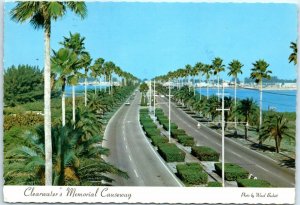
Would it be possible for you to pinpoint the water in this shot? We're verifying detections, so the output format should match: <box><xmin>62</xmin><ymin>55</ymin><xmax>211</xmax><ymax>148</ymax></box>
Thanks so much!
<box><xmin>195</xmin><ymin>87</ymin><xmax>296</xmax><ymax>112</ymax></box>
<box><xmin>65</xmin><ymin>85</ymin><xmax>108</xmax><ymax>96</ymax></box>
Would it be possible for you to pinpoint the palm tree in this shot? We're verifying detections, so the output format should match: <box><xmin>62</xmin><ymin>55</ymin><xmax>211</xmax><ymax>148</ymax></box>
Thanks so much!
<box><xmin>202</xmin><ymin>64</ymin><xmax>212</xmax><ymax>100</ymax></box>
<box><xmin>10</xmin><ymin>2</ymin><xmax>87</xmax><ymax>185</ymax></box>
<box><xmin>61</xmin><ymin>32</ymin><xmax>87</xmax><ymax>123</ymax></box>
<box><xmin>185</xmin><ymin>64</ymin><xmax>192</xmax><ymax>92</ymax></box>
<box><xmin>212</xmin><ymin>57</ymin><xmax>225</xmax><ymax>98</ymax></box>
<box><xmin>191</xmin><ymin>64</ymin><xmax>200</xmax><ymax>96</ymax></box>
<box><xmin>259</xmin><ymin>112</ymin><xmax>293</xmax><ymax>153</ymax></box>
<box><xmin>237</xmin><ymin>98</ymin><xmax>258</xmax><ymax>139</ymax></box>
<box><xmin>250</xmin><ymin>59</ymin><xmax>272</xmax><ymax>134</ymax></box>
<box><xmin>91</xmin><ymin>58</ymin><xmax>105</xmax><ymax>93</ymax></box>
<box><xmin>194</xmin><ymin>62</ymin><xmax>203</xmax><ymax>100</ymax></box>
<box><xmin>81</xmin><ymin>53</ymin><xmax>92</xmax><ymax>107</ymax></box>
<box><xmin>51</xmin><ymin>48</ymin><xmax>80</xmax><ymax>126</ymax></box>
<box><xmin>228</xmin><ymin>59</ymin><xmax>243</xmax><ymax>131</ymax></box>
<box><xmin>288</xmin><ymin>41</ymin><xmax>297</xmax><ymax>65</ymax></box>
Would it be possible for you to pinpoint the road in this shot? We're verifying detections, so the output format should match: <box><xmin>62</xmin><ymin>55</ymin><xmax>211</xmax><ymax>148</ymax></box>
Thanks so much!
<box><xmin>103</xmin><ymin>92</ymin><xmax>182</xmax><ymax>186</ymax></box>
<box><xmin>157</xmin><ymin>96</ymin><xmax>295</xmax><ymax>187</ymax></box>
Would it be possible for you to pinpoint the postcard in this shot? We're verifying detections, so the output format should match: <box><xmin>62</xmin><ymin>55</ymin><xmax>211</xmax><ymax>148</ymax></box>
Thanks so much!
<box><xmin>0</xmin><ymin>0</ymin><xmax>298</xmax><ymax>204</ymax></box>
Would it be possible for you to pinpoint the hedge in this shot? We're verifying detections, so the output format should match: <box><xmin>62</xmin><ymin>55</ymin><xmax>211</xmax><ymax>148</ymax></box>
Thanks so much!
<box><xmin>144</xmin><ymin>128</ymin><xmax>161</xmax><ymax>138</ymax></box>
<box><xmin>141</xmin><ymin>122</ymin><xmax>157</xmax><ymax>129</ymax></box>
<box><xmin>207</xmin><ymin>181</ymin><xmax>222</xmax><ymax>187</ymax></box>
<box><xmin>177</xmin><ymin>135</ymin><xmax>195</xmax><ymax>146</ymax></box>
<box><xmin>214</xmin><ymin>163</ymin><xmax>249</xmax><ymax>181</ymax></box>
<box><xmin>176</xmin><ymin>163</ymin><xmax>208</xmax><ymax>185</ymax></box>
<box><xmin>150</xmin><ymin>135</ymin><xmax>168</xmax><ymax>147</ymax></box>
<box><xmin>157</xmin><ymin>143</ymin><xmax>185</xmax><ymax>162</ymax></box>
<box><xmin>191</xmin><ymin>146</ymin><xmax>220</xmax><ymax>161</ymax></box>
<box><xmin>162</xmin><ymin>122</ymin><xmax>178</xmax><ymax>131</ymax></box>
<box><xmin>171</xmin><ymin>129</ymin><xmax>186</xmax><ymax>138</ymax></box>
<box><xmin>237</xmin><ymin>179</ymin><xmax>272</xmax><ymax>187</ymax></box>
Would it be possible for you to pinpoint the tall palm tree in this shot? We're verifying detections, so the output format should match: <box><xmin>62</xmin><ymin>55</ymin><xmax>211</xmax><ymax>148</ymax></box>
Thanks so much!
<box><xmin>259</xmin><ymin>112</ymin><xmax>293</xmax><ymax>153</ymax></box>
<box><xmin>194</xmin><ymin>62</ymin><xmax>203</xmax><ymax>100</ymax></box>
<box><xmin>191</xmin><ymin>65</ymin><xmax>200</xmax><ymax>96</ymax></box>
<box><xmin>288</xmin><ymin>41</ymin><xmax>297</xmax><ymax>65</ymax></box>
<box><xmin>202</xmin><ymin>64</ymin><xmax>212</xmax><ymax>100</ymax></box>
<box><xmin>250</xmin><ymin>59</ymin><xmax>272</xmax><ymax>133</ymax></box>
<box><xmin>10</xmin><ymin>1</ymin><xmax>87</xmax><ymax>185</ymax></box>
<box><xmin>51</xmin><ymin>48</ymin><xmax>80</xmax><ymax>126</ymax></box>
<box><xmin>228</xmin><ymin>59</ymin><xmax>243</xmax><ymax>130</ymax></box>
<box><xmin>212</xmin><ymin>57</ymin><xmax>225</xmax><ymax>98</ymax></box>
<box><xmin>237</xmin><ymin>98</ymin><xmax>258</xmax><ymax>139</ymax></box>
<box><xmin>61</xmin><ymin>32</ymin><xmax>86</xmax><ymax>123</ymax></box>
<box><xmin>81</xmin><ymin>53</ymin><xmax>92</xmax><ymax>107</ymax></box>
<box><xmin>185</xmin><ymin>64</ymin><xmax>192</xmax><ymax>92</ymax></box>
<box><xmin>91</xmin><ymin>58</ymin><xmax>105</xmax><ymax>93</ymax></box>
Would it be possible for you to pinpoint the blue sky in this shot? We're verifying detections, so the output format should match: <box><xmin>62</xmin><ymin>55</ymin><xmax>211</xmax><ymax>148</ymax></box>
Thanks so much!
<box><xmin>4</xmin><ymin>2</ymin><xmax>298</xmax><ymax>80</ymax></box>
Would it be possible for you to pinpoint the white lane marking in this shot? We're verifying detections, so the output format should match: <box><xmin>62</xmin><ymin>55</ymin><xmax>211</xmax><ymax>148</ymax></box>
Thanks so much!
<box><xmin>256</xmin><ymin>164</ymin><xmax>270</xmax><ymax>173</ymax></box>
<box><xmin>231</xmin><ymin>151</ymin><xmax>240</xmax><ymax>157</ymax></box>
<box><xmin>136</xmin><ymin>112</ymin><xmax>184</xmax><ymax>187</ymax></box>
<box><xmin>160</xmin><ymin>97</ymin><xmax>286</xmax><ymax>167</ymax></box>
<box><xmin>134</xmin><ymin>169</ymin><xmax>139</xmax><ymax>178</ymax></box>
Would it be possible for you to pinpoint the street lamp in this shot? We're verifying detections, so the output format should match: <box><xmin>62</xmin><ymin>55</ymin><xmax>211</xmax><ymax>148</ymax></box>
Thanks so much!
<box><xmin>216</xmin><ymin>82</ymin><xmax>230</xmax><ymax>187</ymax></box>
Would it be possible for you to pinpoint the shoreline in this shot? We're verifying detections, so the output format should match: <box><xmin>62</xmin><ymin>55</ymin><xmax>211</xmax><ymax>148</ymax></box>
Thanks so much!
<box><xmin>194</xmin><ymin>86</ymin><xmax>297</xmax><ymax>91</ymax></box>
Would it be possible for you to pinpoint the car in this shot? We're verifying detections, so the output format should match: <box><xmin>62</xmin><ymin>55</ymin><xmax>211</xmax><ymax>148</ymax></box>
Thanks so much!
<box><xmin>125</xmin><ymin>101</ymin><xmax>130</xmax><ymax>105</ymax></box>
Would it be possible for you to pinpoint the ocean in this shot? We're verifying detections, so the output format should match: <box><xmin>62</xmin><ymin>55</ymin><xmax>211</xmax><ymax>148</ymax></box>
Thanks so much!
<box><xmin>195</xmin><ymin>87</ymin><xmax>296</xmax><ymax>112</ymax></box>
<box><xmin>65</xmin><ymin>85</ymin><xmax>296</xmax><ymax>112</ymax></box>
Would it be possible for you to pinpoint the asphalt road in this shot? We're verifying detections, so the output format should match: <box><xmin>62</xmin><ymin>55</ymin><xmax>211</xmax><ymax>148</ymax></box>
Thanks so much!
<box><xmin>157</xmin><ymin>95</ymin><xmax>295</xmax><ymax>187</ymax></box>
<box><xmin>103</xmin><ymin>92</ymin><xmax>182</xmax><ymax>186</ymax></box>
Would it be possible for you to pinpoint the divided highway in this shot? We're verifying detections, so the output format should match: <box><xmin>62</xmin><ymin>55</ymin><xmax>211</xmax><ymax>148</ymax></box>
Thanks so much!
<box><xmin>157</xmin><ymin>95</ymin><xmax>295</xmax><ymax>187</ymax></box>
<box><xmin>103</xmin><ymin>91</ymin><xmax>182</xmax><ymax>186</ymax></box>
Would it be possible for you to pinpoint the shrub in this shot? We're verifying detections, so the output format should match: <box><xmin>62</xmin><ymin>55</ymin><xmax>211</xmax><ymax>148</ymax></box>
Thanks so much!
<box><xmin>141</xmin><ymin>122</ymin><xmax>157</xmax><ymax>129</ymax></box>
<box><xmin>191</xmin><ymin>146</ymin><xmax>220</xmax><ymax>161</ymax></box>
<box><xmin>144</xmin><ymin>128</ymin><xmax>161</xmax><ymax>138</ymax></box>
<box><xmin>171</xmin><ymin>129</ymin><xmax>186</xmax><ymax>138</ymax></box>
<box><xmin>4</xmin><ymin>113</ymin><xmax>44</xmax><ymax>131</ymax></box>
<box><xmin>157</xmin><ymin>143</ymin><xmax>185</xmax><ymax>162</ymax></box>
<box><xmin>150</xmin><ymin>135</ymin><xmax>168</xmax><ymax>146</ymax></box>
<box><xmin>237</xmin><ymin>179</ymin><xmax>272</xmax><ymax>187</ymax></box>
<box><xmin>176</xmin><ymin>163</ymin><xmax>208</xmax><ymax>185</ymax></box>
<box><xmin>162</xmin><ymin>122</ymin><xmax>178</xmax><ymax>131</ymax></box>
<box><xmin>207</xmin><ymin>181</ymin><xmax>222</xmax><ymax>187</ymax></box>
<box><xmin>214</xmin><ymin>163</ymin><xmax>249</xmax><ymax>181</ymax></box>
<box><xmin>177</xmin><ymin>135</ymin><xmax>195</xmax><ymax>146</ymax></box>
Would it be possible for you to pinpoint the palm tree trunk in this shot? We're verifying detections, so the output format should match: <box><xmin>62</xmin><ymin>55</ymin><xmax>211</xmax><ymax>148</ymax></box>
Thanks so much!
<box><xmin>259</xmin><ymin>81</ymin><xmax>263</xmax><ymax>130</ymax></box>
<box><xmin>193</xmin><ymin>77</ymin><xmax>195</xmax><ymax>96</ymax></box>
<box><xmin>258</xmin><ymin>81</ymin><xmax>263</xmax><ymax>145</ymax></box>
<box><xmin>72</xmin><ymin>85</ymin><xmax>75</xmax><ymax>123</ymax></box>
<box><xmin>62</xmin><ymin>90</ymin><xmax>66</xmax><ymax>126</ymax></box>
<box><xmin>217</xmin><ymin>75</ymin><xmax>220</xmax><ymax>101</ymax></box>
<box><xmin>85</xmin><ymin>77</ymin><xmax>87</xmax><ymax>107</ymax></box>
<box><xmin>234</xmin><ymin>77</ymin><xmax>237</xmax><ymax>130</ymax></box>
<box><xmin>244</xmin><ymin>124</ymin><xmax>248</xmax><ymax>140</ymax></box>
<box><xmin>44</xmin><ymin>26</ymin><xmax>52</xmax><ymax>186</ymax></box>
<box><xmin>275</xmin><ymin>135</ymin><xmax>279</xmax><ymax>153</ymax></box>
<box><xmin>206</xmin><ymin>78</ymin><xmax>209</xmax><ymax>100</ymax></box>
<box><xmin>99</xmin><ymin>76</ymin><xmax>102</xmax><ymax>92</ymax></box>
<box><xmin>199</xmin><ymin>73</ymin><xmax>202</xmax><ymax>101</ymax></box>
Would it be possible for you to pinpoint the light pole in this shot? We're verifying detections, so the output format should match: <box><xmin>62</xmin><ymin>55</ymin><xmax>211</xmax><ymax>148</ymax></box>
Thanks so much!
<box><xmin>216</xmin><ymin>82</ymin><xmax>230</xmax><ymax>187</ymax></box>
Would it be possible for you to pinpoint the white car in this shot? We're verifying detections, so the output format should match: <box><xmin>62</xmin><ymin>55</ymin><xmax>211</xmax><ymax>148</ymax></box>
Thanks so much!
<box><xmin>125</xmin><ymin>101</ymin><xmax>130</xmax><ymax>105</ymax></box>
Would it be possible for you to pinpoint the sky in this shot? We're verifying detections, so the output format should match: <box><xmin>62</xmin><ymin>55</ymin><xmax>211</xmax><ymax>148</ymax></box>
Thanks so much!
<box><xmin>4</xmin><ymin>2</ymin><xmax>298</xmax><ymax>80</ymax></box>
